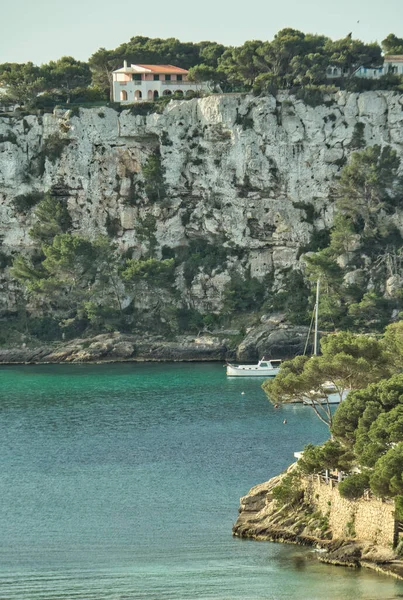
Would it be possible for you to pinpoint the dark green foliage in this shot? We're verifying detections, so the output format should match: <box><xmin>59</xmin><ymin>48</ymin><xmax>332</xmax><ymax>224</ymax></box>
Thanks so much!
<box><xmin>134</xmin><ymin>214</ymin><xmax>158</xmax><ymax>257</ymax></box>
<box><xmin>382</xmin><ymin>34</ymin><xmax>403</xmax><ymax>55</ymax></box>
<box><xmin>265</xmin><ymin>331</ymin><xmax>392</xmax><ymax>428</ymax></box>
<box><xmin>304</xmin><ymin>145</ymin><xmax>403</xmax><ymax>331</ymax></box>
<box><xmin>348</xmin><ymin>292</ymin><xmax>391</xmax><ymax>330</ymax></box>
<box><xmin>395</xmin><ymin>496</ymin><xmax>403</xmax><ymax>521</ymax></box>
<box><xmin>272</xmin><ymin>470</ymin><xmax>303</xmax><ymax>506</ymax></box>
<box><xmin>12</xmin><ymin>234</ymin><xmax>125</xmax><ymax>336</ymax></box>
<box><xmin>350</xmin><ymin>122</ymin><xmax>366</xmax><ymax>149</ymax></box>
<box><xmin>160</xmin><ymin>131</ymin><xmax>172</xmax><ymax>146</ymax></box>
<box><xmin>181</xmin><ymin>239</ymin><xmax>228</xmax><ymax>285</ymax></box>
<box><xmin>29</xmin><ymin>194</ymin><xmax>72</xmax><ymax>243</ymax></box>
<box><xmin>271</xmin><ymin>270</ymin><xmax>310</xmax><ymax>324</ymax></box>
<box><xmin>292</xmin><ymin>201</ymin><xmax>320</xmax><ymax>225</ymax></box>
<box><xmin>338</xmin><ymin>472</ymin><xmax>370</xmax><ymax>499</ymax></box>
<box><xmin>124</xmin><ymin>179</ymin><xmax>144</xmax><ymax>206</ymax></box>
<box><xmin>12</xmin><ymin>191</ymin><xmax>43</xmax><ymax>213</ymax></box>
<box><xmin>121</xmin><ymin>258</ymin><xmax>175</xmax><ymax>287</ymax></box>
<box><xmin>299</xmin><ymin>440</ymin><xmax>354</xmax><ymax>474</ymax></box>
<box><xmin>295</xmin><ymin>86</ymin><xmax>325</xmax><ymax>107</ymax></box>
<box><xmin>42</xmin><ymin>134</ymin><xmax>70</xmax><ymax>163</ymax></box>
<box><xmin>25</xmin><ymin>315</ymin><xmax>64</xmax><ymax>341</ymax></box>
<box><xmin>328</xmin><ymin>372</ymin><xmax>403</xmax><ymax>498</ymax></box>
<box><xmin>0</xmin><ymin>251</ymin><xmax>12</xmax><ymax>269</ymax></box>
<box><xmin>370</xmin><ymin>443</ymin><xmax>403</xmax><ymax>498</ymax></box>
<box><xmin>298</xmin><ymin>228</ymin><xmax>331</xmax><ymax>256</ymax></box>
<box><xmin>161</xmin><ymin>246</ymin><xmax>176</xmax><ymax>260</ymax></box>
<box><xmin>0</xmin><ymin>131</ymin><xmax>17</xmax><ymax>144</ymax></box>
<box><xmin>175</xmin><ymin>308</ymin><xmax>205</xmax><ymax>332</ymax></box>
<box><xmin>332</xmin><ymin>375</ymin><xmax>403</xmax><ymax>446</ymax></box>
<box><xmin>105</xmin><ymin>213</ymin><xmax>120</xmax><ymax>237</ymax></box>
<box><xmin>336</xmin><ymin>145</ymin><xmax>402</xmax><ymax>226</ymax></box>
<box><xmin>234</xmin><ymin>110</ymin><xmax>254</xmax><ymax>130</ymax></box>
<box><xmin>222</xmin><ymin>272</ymin><xmax>270</xmax><ymax>313</ymax></box>
<box><xmin>142</xmin><ymin>153</ymin><xmax>166</xmax><ymax>202</ymax></box>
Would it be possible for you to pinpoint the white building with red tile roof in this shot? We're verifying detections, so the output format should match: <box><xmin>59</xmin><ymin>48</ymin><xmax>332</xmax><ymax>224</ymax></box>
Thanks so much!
<box><xmin>112</xmin><ymin>62</ymin><xmax>210</xmax><ymax>103</ymax></box>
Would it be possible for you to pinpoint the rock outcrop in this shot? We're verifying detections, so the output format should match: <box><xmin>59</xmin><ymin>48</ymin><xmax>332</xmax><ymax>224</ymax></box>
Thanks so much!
<box><xmin>0</xmin><ymin>332</ymin><xmax>230</xmax><ymax>363</ymax></box>
<box><xmin>233</xmin><ymin>466</ymin><xmax>403</xmax><ymax>580</ymax></box>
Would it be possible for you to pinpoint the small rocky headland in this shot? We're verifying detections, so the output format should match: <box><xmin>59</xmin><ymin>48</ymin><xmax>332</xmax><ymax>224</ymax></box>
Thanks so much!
<box><xmin>233</xmin><ymin>465</ymin><xmax>403</xmax><ymax>580</ymax></box>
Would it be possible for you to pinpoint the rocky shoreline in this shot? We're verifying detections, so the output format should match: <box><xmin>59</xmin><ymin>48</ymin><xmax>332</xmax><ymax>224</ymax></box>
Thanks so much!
<box><xmin>0</xmin><ymin>320</ymin><xmax>310</xmax><ymax>365</ymax></box>
<box><xmin>0</xmin><ymin>332</ymin><xmax>230</xmax><ymax>364</ymax></box>
<box><xmin>232</xmin><ymin>467</ymin><xmax>403</xmax><ymax>581</ymax></box>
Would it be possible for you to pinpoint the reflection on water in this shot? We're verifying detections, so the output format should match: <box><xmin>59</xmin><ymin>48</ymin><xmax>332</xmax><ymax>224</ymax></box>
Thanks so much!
<box><xmin>0</xmin><ymin>362</ymin><xmax>401</xmax><ymax>599</ymax></box>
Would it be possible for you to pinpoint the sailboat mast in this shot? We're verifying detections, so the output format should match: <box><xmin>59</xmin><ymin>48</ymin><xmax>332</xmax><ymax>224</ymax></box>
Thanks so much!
<box><xmin>314</xmin><ymin>279</ymin><xmax>320</xmax><ymax>356</ymax></box>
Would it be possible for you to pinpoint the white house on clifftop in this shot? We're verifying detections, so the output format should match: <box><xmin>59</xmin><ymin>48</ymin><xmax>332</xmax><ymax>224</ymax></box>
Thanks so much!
<box><xmin>112</xmin><ymin>62</ymin><xmax>210</xmax><ymax>103</ymax></box>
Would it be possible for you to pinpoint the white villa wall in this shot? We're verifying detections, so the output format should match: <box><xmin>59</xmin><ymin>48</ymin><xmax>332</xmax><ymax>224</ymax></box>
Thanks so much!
<box><xmin>113</xmin><ymin>80</ymin><xmax>210</xmax><ymax>103</ymax></box>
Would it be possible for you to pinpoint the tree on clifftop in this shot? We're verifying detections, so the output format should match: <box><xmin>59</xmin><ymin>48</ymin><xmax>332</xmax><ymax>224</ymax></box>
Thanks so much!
<box><xmin>382</xmin><ymin>34</ymin><xmax>403</xmax><ymax>56</ymax></box>
<box><xmin>263</xmin><ymin>331</ymin><xmax>392</xmax><ymax>428</ymax></box>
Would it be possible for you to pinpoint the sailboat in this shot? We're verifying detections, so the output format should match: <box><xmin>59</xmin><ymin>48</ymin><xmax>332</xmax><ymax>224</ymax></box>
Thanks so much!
<box><xmin>305</xmin><ymin>279</ymin><xmax>346</xmax><ymax>404</ymax></box>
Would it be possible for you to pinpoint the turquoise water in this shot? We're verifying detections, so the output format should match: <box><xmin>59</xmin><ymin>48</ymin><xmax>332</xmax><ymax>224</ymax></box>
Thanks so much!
<box><xmin>0</xmin><ymin>362</ymin><xmax>402</xmax><ymax>600</ymax></box>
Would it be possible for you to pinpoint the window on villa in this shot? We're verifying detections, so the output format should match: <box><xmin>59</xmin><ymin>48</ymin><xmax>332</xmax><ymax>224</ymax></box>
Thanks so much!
<box><xmin>133</xmin><ymin>74</ymin><xmax>142</xmax><ymax>81</ymax></box>
<box><xmin>165</xmin><ymin>75</ymin><xmax>171</xmax><ymax>81</ymax></box>
<box><xmin>154</xmin><ymin>74</ymin><xmax>160</xmax><ymax>81</ymax></box>
<box><xmin>177</xmin><ymin>74</ymin><xmax>183</xmax><ymax>81</ymax></box>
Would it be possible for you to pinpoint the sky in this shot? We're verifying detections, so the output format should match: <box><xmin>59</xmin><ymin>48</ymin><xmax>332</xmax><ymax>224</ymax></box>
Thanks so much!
<box><xmin>1</xmin><ymin>0</ymin><xmax>402</xmax><ymax>65</ymax></box>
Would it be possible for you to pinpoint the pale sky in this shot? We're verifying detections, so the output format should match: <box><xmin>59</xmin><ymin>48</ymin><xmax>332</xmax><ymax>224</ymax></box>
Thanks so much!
<box><xmin>1</xmin><ymin>0</ymin><xmax>402</xmax><ymax>65</ymax></box>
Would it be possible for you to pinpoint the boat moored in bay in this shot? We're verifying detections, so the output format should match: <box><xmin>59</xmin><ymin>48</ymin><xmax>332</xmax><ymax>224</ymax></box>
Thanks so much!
<box><xmin>226</xmin><ymin>358</ymin><xmax>281</xmax><ymax>377</ymax></box>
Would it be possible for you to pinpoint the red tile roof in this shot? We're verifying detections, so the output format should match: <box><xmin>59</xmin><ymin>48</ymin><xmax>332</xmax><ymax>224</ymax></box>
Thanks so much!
<box><xmin>135</xmin><ymin>64</ymin><xmax>189</xmax><ymax>74</ymax></box>
<box><xmin>384</xmin><ymin>55</ymin><xmax>403</xmax><ymax>62</ymax></box>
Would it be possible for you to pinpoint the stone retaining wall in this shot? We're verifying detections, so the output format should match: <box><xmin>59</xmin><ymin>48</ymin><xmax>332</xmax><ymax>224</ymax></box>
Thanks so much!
<box><xmin>305</xmin><ymin>475</ymin><xmax>397</xmax><ymax>547</ymax></box>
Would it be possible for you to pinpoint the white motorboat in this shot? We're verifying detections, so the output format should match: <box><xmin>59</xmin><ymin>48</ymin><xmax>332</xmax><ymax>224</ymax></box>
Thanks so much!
<box><xmin>226</xmin><ymin>358</ymin><xmax>281</xmax><ymax>377</ymax></box>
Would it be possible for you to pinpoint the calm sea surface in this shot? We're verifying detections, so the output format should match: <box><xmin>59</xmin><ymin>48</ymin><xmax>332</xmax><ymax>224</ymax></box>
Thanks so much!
<box><xmin>0</xmin><ymin>362</ymin><xmax>402</xmax><ymax>600</ymax></box>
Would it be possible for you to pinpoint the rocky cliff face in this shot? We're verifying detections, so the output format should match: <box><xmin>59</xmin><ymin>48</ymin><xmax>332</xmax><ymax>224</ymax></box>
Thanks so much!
<box><xmin>1</xmin><ymin>91</ymin><xmax>403</xmax><ymax>350</ymax></box>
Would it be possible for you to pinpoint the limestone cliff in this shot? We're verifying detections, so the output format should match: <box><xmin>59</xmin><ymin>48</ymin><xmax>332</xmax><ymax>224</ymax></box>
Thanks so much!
<box><xmin>1</xmin><ymin>91</ymin><xmax>403</xmax><ymax>354</ymax></box>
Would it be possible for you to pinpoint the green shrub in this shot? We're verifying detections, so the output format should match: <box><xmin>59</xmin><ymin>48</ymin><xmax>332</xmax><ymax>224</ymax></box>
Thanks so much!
<box><xmin>0</xmin><ymin>132</ymin><xmax>17</xmax><ymax>144</ymax></box>
<box><xmin>122</xmin><ymin>258</ymin><xmax>175</xmax><ymax>287</ymax></box>
<box><xmin>29</xmin><ymin>195</ymin><xmax>72</xmax><ymax>244</ymax></box>
<box><xmin>181</xmin><ymin>240</ymin><xmax>228</xmax><ymax>285</ymax></box>
<box><xmin>105</xmin><ymin>214</ymin><xmax>120</xmax><ymax>237</ymax></box>
<box><xmin>26</xmin><ymin>316</ymin><xmax>63</xmax><ymax>341</ymax></box>
<box><xmin>142</xmin><ymin>153</ymin><xmax>166</xmax><ymax>202</ymax></box>
<box><xmin>175</xmin><ymin>308</ymin><xmax>205</xmax><ymax>332</ymax></box>
<box><xmin>222</xmin><ymin>272</ymin><xmax>270</xmax><ymax>313</ymax></box>
<box><xmin>235</xmin><ymin>111</ymin><xmax>254</xmax><ymax>130</ymax></box>
<box><xmin>0</xmin><ymin>251</ymin><xmax>12</xmax><ymax>269</ymax></box>
<box><xmin>299</xmin><ymin>440</ymin><xmax>354</xmax><ymax>474</ymax></box>
<box><xmin>339</xmin><ymin>472</ymin><xmax>370</xmax><ymax>499</ymax></box>
<box><xmin>295</xmin><ymin>87</ymin><xmax>324</xmax><ymax>107</ymax></box>
<box><xmin>395</xmin><ymin>495</ymin><xmax>403</xmax><ymax>521</ymax></box>
<box><xmin>272</xmin><ymin>471</ymin><xmax>303</xmax><ymax>506</ymax></box>
<box><xmin>350</xmin><ymin>122</ymin><xmax>366</xmax><ymax>149</ymax></box>
<box><xmin>292</xmin><ymin>201</ymin><xmax>320</xmax><ymax>225</ymax></box>
<box><xmin>12</xmin><ymin>191</ymin><xmax>43</xmax><ymax>213</ymax></box>
<box><xmin>43</xmin><ymin>134</ymin><xmax>70</xmax><ymax>163</ymax></box>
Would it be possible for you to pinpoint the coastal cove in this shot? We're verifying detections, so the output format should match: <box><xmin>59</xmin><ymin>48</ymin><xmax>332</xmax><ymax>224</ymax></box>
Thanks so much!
<box><xmin>1</xmin><ymin>362</ymin><xmax>402</xmax><ymax>599</ymax></box>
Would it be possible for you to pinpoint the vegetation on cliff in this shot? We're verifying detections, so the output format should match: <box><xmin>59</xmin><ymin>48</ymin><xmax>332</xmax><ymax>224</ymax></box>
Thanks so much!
<box><xmin>1</xmin><ymin>31</ymin><xmax>403</xmax><ymax>108</ymax></box>
<box><xmin>266</xmin><ymin>322</ymin><xmax>403</xmax><ymax>513</ymax></box>
<box><xmin>304</xmin><ymin>145</ymin><xmax>403</xmax><ymax>331</ymax></box>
